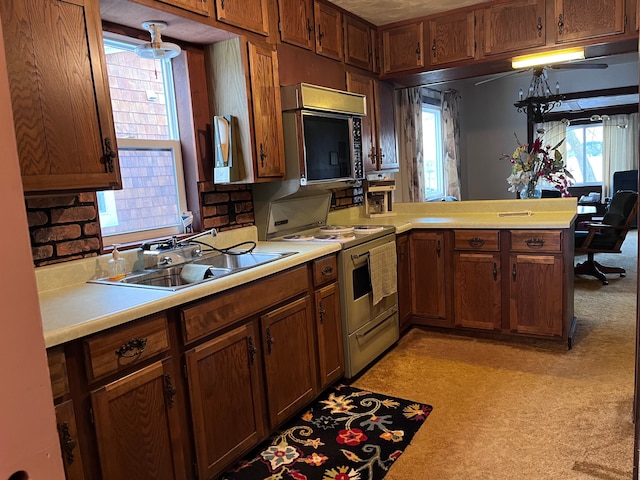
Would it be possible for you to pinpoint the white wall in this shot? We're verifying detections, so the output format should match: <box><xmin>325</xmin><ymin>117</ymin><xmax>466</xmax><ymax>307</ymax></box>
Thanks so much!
<box><xmin>450</xmin><ymin>53</ymin><xmax>638</xmax><ymax>200</ymax></box>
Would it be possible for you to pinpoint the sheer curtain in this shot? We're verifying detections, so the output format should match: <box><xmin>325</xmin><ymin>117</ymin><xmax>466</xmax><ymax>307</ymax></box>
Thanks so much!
<box><xmin>441</xmin><ymin>90</ymin><xmax>461</xmax><ymax>199</ymax></box>
<box><xmin>603</xmin><ymin>113</ymin><xmax>639</xmax><ymax>198</ymax></box>
<box><xmin>396</xmin><ymin>87</ymin><xmax>425</xmax><ymax>202</ymax></box>
<box><xmin>538</xmin><ymin>120</ymin><xmax>568</xmax><ymax>191</ymax></box>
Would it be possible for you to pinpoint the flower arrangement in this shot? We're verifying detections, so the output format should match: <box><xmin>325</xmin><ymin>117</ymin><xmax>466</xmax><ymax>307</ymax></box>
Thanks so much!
<box><xmin>501</xmin><ymin>134</ymin><xmax>574</xmax><ymax>198</ymax></box>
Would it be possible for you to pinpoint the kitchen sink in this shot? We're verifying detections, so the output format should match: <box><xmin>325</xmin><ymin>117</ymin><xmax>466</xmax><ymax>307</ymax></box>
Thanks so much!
<box><xmin>89</xmin><ymin>251</ymin><xmax>297</xmax><ymax>291</ymax></box>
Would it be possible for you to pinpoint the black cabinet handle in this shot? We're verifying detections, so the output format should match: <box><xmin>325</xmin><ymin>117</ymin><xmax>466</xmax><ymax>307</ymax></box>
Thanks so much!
<box><xmin>493</xmin><ymin>263</ymin><xmax>498</xmax><ymax>281</ymax></box>
<box><xmin>525</xmin><ymin>238</ymin><xmax>545</xmax><ymax>249</ymax></box>
<box><xmin>164</xmin><ymin>374</ymin><xmax>176</xmax><ymax>408</ymax></box>
<box><xmin>259</xmin><ymin>143</ymin><xmax>267</xmax><ymax>167</ymax></box>
<box><xmin>537</xmin><ymin>17</ymin><xmax>543</xmax><ymax>37</ymax></box>
<box><xmin>436</xmin><ymin>240</ymin><xmax>441</xmax><ymax>257</ymax></box>
<box><xmin>558</xmin><ymin>13</ymin><xmax>564</xmax><ymax>35</ymax></box>
<box><xmin>512</xmin><ymin>263</ymin><xmax>517</xmax><ymax>281</ymax></box>
<box><xmin>319</xmin><ymin>301</ymin><xmax>325</xmax><ymax>323</ymax></box>
<box><xmin>115</xmin><ymin>338</ymin><xmax>147</xmax><ymax>358</ymax></box>
<box><xmin>321</xmin><ymin>266</ymin><xmax>334</xmax><ymax>276</ymax></box>
<box><xmin>468</xmin><ymin>237</ymin><xmax>485</xmax><ymax>248</ymax></box>
<box><xmin>248</xmin><ymin>336</ymin><xmax>257</xmax><ymax>363</ymax></box>
<box><xmin>103</xmin><ymin>137</ymin><xmax>117</xmax><ymax>173</ymax></box>
<box><xmin>58</xmin><ymin>422</ymin><xmax>77</xmax><ymax>464</ymax></box>
<box><xmin>266</xmin><ymin>327</ymin><xmax>275</xmax><ymax>354</ymax></box>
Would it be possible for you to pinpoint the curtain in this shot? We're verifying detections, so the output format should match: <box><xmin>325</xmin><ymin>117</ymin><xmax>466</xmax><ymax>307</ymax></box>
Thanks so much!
<box><xmin>538</xmin><ymin>120</ymin><xmax>568</xmax><ymax>190</ymax></box>
<box><xmin>396</xmin><ymin>87</ymin><xmax>424</xmax><ymax>202</ymax></box>
<box><xmin>441</xmin><ymin>90</ymin><xmax>461</xmax><ymax>199</ymax></box>
<box><xmin>603</xmin><ymin>113</ymin><xmax>639</xmax><ymax>198</ymax></box>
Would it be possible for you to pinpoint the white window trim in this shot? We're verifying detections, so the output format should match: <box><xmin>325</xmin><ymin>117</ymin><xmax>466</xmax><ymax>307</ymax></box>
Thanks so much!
<box><xmin>422</xmin><ymin>103</ymin><xmax>445</xmax><ymax>201</ymax></box>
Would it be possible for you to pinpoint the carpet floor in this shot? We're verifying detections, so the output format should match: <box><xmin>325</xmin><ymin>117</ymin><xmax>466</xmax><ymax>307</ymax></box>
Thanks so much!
<box><xmin>351</xmin><ymin>231</ymin><xmax>638</xmax><ymax>479</ymax></box>
<box><xmin>221</xmin><ymin>385</ymin><xmax>432</xmax><ymax>480</ymax></box>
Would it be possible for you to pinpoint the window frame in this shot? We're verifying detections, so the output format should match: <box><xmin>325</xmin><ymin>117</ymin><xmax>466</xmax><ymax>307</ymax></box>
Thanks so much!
<box><xmin>421</xmin><ymin>99</ymin><xmax>445</xmax><ymax>201</ymax></box>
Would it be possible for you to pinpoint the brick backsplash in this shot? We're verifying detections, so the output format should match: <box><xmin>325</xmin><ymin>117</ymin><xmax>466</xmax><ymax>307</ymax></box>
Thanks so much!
<box><xmin>26</xmin><ymin>183</ymin><xmax>362</xmax><ymax>267</ymax></box>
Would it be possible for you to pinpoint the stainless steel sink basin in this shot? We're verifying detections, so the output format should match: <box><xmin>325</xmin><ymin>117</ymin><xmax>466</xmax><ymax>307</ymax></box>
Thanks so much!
<box><xmin>89</xmin><ymin>251</ymin><xmax>297</xmax><ymax>291</ymax></box>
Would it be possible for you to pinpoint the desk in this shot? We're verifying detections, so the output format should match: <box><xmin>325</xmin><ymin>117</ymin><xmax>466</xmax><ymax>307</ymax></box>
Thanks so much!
<box><xmin>576</xmin><ymin>205</ymin><xmax>598</xmax><ymax>229</ymax></box>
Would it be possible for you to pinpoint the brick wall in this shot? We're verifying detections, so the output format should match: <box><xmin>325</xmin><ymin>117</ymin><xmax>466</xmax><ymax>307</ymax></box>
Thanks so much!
<box><xmin>200</xmin><ymin>183</ymin><xmax>255</xmax><ymax>230</ymax></box>
<box><xmin>331</xmin><ymin>181</ymin><xmax>364</xmax><ymax>209</ymax></box>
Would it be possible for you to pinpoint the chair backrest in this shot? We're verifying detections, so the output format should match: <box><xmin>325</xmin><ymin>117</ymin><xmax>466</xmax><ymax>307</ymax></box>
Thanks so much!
<box><xmin>599</xmin><ymin>190</ymin><xmax>638</xmax><ymax>249</ymax></box>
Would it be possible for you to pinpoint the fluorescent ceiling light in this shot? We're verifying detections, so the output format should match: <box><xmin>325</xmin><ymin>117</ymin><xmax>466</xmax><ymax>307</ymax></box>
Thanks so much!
<box><xmin>512</xmin><ymin>47</ymin><xmax>585</xmax><ymax>69</ymax></box>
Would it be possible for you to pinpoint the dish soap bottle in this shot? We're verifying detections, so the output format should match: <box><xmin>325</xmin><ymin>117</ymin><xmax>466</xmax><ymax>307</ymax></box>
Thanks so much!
<box><xmin>108</xmin><ymin>245</ymin><xmax>127</xmax><ymax>281</ymax></box>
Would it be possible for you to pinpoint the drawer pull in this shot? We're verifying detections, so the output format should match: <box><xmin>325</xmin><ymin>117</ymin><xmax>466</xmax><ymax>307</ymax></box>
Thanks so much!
<box><xmin>115</xmin><ymin>338</ymin><xmax>148</xmax><ymax>358</ymax></box>
<box><xmin>321</xmin><ymin>266</ymin><xmax>334</xmax><ymax>276</ymax></box>
<box><xmin>58</xmin><ymin>422</ymin><xmax>77</xmax><ymax>464</ymax></box>
<box><xmin>525</xmin><ymin>238</ymin><xmax>545</xmax><ymax>248</ymax></box>
<box><xmin>468</xmin><ymin>237</ymin><xmax>485</xmax><ymax>248</ymax></box>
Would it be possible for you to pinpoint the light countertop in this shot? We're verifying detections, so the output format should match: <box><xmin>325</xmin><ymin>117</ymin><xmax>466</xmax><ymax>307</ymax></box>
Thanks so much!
<box><xmin>38</xmin><ymin>198</ymin><xmax>577</xmax><ymax>348</ymax></box>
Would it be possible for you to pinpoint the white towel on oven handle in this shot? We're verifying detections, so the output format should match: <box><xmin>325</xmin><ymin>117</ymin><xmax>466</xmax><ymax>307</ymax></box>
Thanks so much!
<box><xmin>368</xmin><ymin>242</ymin><xmax>397</xmax><ymax>305</ymax></box>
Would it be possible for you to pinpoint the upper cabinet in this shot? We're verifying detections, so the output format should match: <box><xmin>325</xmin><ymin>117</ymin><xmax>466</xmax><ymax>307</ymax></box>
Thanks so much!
<box><xmin>343</xmin><ymin>14</ymin><xmax>373</xmax><ymax>71</ymax></box>
<box><xmin>428</xmin><ymin>11</ymin><xmax>477</xmax><ymax>66</ymax></box>
<box><xmin>553</xmin><ymin>0</ymin><xmax>625</xmax><ymax>43</ymax></box>
<box><xmin>0</xmin><ymin>0</ymin><xmax>122</xmax><ymax>194</ymax></box>
<box><xmin>482</xmin><ymin>0</ymin><xmax>546</xmax><ymax>56</ymax></box>
<box><xmin>278</xmin><ymin>0</ymin><xmax>315</xmax><ymax>49</ymax></box>
<box><xmin>381</xmin><ymin>21</ymin><xmax>425</xmax><ymax>74</ymax></box>
<box><xmin>206</xmin><ymin>37</ymin><xmax>285</xmax><ymax>183</ymax></box>
<box><xmin>215</xmin><ymin>0</ymin><xmax>269</xmax><ymax>36</ymax></box>
<box><xmin>156</xmin><ymin>0</ymin><xmax>214</xmax><ymax>16</ymax></box>
<box><xmin>314</xmin><ymin>0</ymin><xmax>344</xmax><ymax>61</ymax></box>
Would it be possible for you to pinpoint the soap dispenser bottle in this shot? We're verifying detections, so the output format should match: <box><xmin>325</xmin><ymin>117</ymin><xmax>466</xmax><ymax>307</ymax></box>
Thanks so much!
<box><xmin>108</xmin><ymin>245</ymin><xmax>127</xmax><ymax>281</ymax></box>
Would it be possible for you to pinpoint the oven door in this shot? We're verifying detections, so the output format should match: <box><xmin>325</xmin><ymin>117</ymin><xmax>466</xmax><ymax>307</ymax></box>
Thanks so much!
<box><xmin>340</xmin><ymin>235</ymin><xmax>398</xmax><ymax>335</ymax></box>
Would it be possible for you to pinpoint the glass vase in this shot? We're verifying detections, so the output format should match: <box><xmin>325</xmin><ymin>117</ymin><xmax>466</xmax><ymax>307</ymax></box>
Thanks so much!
<box><xmin>520</xmin><ymin>182</ymin><xmax>542</xmax><ymax>199</ymax></box>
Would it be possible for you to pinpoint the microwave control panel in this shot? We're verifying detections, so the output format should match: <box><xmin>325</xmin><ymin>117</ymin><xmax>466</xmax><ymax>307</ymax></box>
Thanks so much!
<box><xmin>353</xmin><ymin>117</ymin><xmax>363</xmax><ymax>181</ymax></box>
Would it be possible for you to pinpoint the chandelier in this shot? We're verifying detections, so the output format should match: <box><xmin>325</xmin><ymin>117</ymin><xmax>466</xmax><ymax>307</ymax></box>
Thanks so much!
<box><xmin>514</xmin><ymin>67</ymin><xmax>564</xmax><ymax>124</ymax></box>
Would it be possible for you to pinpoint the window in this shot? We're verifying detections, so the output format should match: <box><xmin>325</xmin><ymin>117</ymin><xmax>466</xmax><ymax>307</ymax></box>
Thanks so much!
<box><xmin>422</xmin><ymin>101</ymin><xmax>445</xmax><ymax>200</ymax></box>
<box><xmin>98</xmin><ymin>34</ymin><xmax>187</xmax><ymax>245</ymax></box>
<box><xmin>564</xmin><ymin>123</ymin><xmax>604</xmax><ymax>185</ymax></box>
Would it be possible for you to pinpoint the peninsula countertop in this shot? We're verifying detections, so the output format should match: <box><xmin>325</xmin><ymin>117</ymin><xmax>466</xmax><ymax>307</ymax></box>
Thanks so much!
<box><xmin>38</xmin><ymin>198</ymin><xmax>577</xmax><ymax>348</ymax></box>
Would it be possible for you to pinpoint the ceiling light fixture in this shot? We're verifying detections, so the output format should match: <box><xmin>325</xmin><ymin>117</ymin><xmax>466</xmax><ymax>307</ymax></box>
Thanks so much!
<box><xmin>514</xmin><ymin>67</ymin><xmax>564</xmax><ymax>124</ymax></box>
<box><xmin>135</xmin><ymin>21</ymin><xmax>181</xmax><ymax>60</ymax></box>
<box><xmin>511</xmin><ymin>47</ymin><xmax>585</xmax><ymax>69</ymax></box>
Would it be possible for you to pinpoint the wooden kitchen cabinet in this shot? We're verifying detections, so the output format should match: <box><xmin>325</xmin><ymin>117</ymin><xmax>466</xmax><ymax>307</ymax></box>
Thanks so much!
<box><xmin>185</xmin><ymin>321</ymin><xmax>266</xmax><ymax>480</ymax></box>
<box><xmin>508</xmin><ymin>230</ymin><xmax>565</xmax><ymax>337</ymax></box>
<box><xmin>312</xmin><ymin>255</ymin><xmax>344</xmax><ymax>389</ymax></box>
<box><xmin>396</xmin><ymin>233</ymin><xmax>413</xmax><ymax>334</ymax></box>
<box><xmin>453</xmin><ymin>230</ymin><xmax>502</xmax><ymax>331</ymax></box>
<box><xmin>278</xmin><ymin>0</ymin><xmax>315</xmax><ymax>49</ymax></box>
<box><xmin>215</xmin><ymin>0</ymin><xmax>269</xmax><ymax>35</ymax></box>
<box><xmin>553</xmin><ymin>0</ymin><xmax>625</xmax><ymax>43</ymax></box>
<box><xmin>314</xmin><ymin>0</ymin><xmax>343</xmax><ymax>61</ymax></box>
<box><xmin>381</xmin><ymin>21</ymin><xmax>425</xmax><ymax>74</ymax></box>
<box><xmin>344</xmin><ymin>14</ymin><xmax>373</xmax><ymax>71</ymax></box>
<box><xmin>156</xmin><ymin>0</ymin><xmax>213</xmax><ymax>16</ymax></box>
<box><xmin>410</xmin><ymin>230</ymin><xmax>451</xmax><ymax>327</ymax></box>
<box><xmin>90</xmin><ymin>358</ymin><xmax>187</xmax><ymax>480</ymax></box>
<box><xmin>346</xmin><ymin>72</ymin><xmax>398</xmax><ymax>172</ymax></box>
<box><xmin>206</xmin><ymin>37</ymin><xmax>285</xmax><ymax>182</ymax></box>
<box><xmin>482</xmin><ymin>0</ymin><xmax>546</xmax><ymax>56</ymax></box>
<box><xmin>0</xmin><ymin>0</ymin><xmax>121</xmax><ymax>194</ymax></box>
<box><xmin>428</xmin><ymin>11</ymin><xmax>477</xmax><ymax>66</ymax></box>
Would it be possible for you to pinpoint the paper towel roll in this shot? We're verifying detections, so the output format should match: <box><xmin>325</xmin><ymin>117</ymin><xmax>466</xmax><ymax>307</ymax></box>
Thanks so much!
<box><xmin>180</xmin><ymin>264</ymin><xmax>213</xmax><ymax>284</ymax></box>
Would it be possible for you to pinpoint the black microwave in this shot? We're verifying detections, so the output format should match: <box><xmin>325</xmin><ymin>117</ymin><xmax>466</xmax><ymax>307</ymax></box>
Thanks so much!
<box><xmin>280</xmin><ymin>83</ymin><xmax>366</xmax><ymax>187</ymax></box>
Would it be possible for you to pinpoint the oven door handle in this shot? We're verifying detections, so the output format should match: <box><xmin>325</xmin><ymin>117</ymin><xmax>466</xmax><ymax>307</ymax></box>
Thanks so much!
<box><xmin>355</xmin><ymin>309</ymin><xmax>397</xmax><ymax>340</ymax></box>
<box><xmin>351</xmin><ymin>251</ymin><xmax>370</xmax><ymax>263</ymax></box>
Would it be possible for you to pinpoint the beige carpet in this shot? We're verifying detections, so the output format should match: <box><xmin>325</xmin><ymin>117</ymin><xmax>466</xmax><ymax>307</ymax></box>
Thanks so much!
<box><xmin>353</xmin><ymin>232</ymin><xmax>638</xmax><ymax>479</ymax></box>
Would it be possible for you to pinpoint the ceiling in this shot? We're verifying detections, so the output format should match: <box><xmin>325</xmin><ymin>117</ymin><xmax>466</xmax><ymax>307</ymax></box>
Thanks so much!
<box><xmin>331</xmin><ymin>0</ymin><xmax>491</xmax><ymax>25</ymax></box>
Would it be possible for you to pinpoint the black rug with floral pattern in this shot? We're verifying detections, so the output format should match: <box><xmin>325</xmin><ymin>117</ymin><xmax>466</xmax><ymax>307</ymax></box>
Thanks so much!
<box><xmin>220</xmin><ymin>384</ymin><xmax>432</xmax><ymax>480</ymax></box>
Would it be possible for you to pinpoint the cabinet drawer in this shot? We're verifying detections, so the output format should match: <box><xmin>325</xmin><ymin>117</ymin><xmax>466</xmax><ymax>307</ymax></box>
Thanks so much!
<box><xmin>180</xmin><ymin>265</ymin><xmax>309</xmax><ymax>344</ymax></box>
<box><xmin>83</xmin><ymin>313</ymin><xmax>170</xmax><ymax>382</ymax></box>
<box><xmin>454</xmin><ymin>230</ymin><xmax>500</xmax><ymax>251</ymax></box>
<box><xmin>312</xmin><ymin>255</ymin><xmax>338</xmax><ymax>286</ymax></box>
<box><xmin>47</xmin><ymin>346</ymin><xmax>69</xmax><ymax>399</ymax></box>
<box><xmin>510</xmin><ymin>230</ymin><xmax>562</xmax><ymax>253</ymax></box>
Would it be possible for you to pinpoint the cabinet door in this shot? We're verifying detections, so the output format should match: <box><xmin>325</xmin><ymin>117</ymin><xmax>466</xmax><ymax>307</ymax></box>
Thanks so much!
<box><xmin>509</xmin><ymin>254</ymin><xmax>563</xmax><ymax>336</ymax></box>
<box><xmin>278</xmin><ymin>0</ymin><xmax>314</xmax><ymax>49</ymax></box>
<box><xmin>396</xmin><ymin>233</ymin><xmax>413</xmax><ymax>333</ymax></box>
<box><xmin>248</xmin><ymin>43</ymin><xmax>286</xmax><ymax>179</ymax></box>
<box><xmin>346</xmin><ymin>72</ymin><xmax>377</xmax><ymax>173</ymax></box>
<box><xmin>554</xmin><ymin>0</ymin><xmax>625</xmax><ymax>42</ymax></box>
<box><xmin>261</xmin><ymin>296</ymin><xmax>317</xmax><ymax>427</ymax></box>
<box><xmin>410</xmin><ymin>231</ymin><xmax>448</xmax><ymax>324</ymax></box>
<box><xmin>483</xmin><ymin>0</ymin><xmax>545</xmax><ymax>56</ymax></box>
<box><xmin>314</xmin><ymin>1</ymin><xmax>343</xmax><ymax>61</ymax></box>
<box><xmin>454</xmin><ymin>253</ymin><xmax>501</xmax><ymax>330</ymax></box>
<box><xmin>0</xmin><ymin>0</ymin><xmax>121</xmax><ymax>193</ymax></box>
<box><xmin>156</xmin><ymin>0</ymin><xmax>213</xmax><ymax>16</ymax></box>
<box><xmin>382</xmin><ymin>22</ymin><xmax>425</xmax><ymax>74</ymax></box>
<box><xmin>215</xmin><ymin>0</ymin><xmax>269</xmax><ymax>36</ymax></box>
<box><xmin>344</xmin><ymin>14</ymin><xmax>372</xmax><ymax>70</ymax></box>
<box><xmin>429</xmin><ymin>11</ymin><xmax>476</xmax><ymax>66</ymax></box>
<box><xmin>185</xmin><ymin>322</ymin><xmax>266</xmax><ymax>480</ymax></box>
<box><xmin>374</xmin><ymin>80</ymin><xmax>399</xmax><ymax>171</ymax></box>
<box><xmin>315</xmin><ymin>283</ymin><xmax>345</xmax><ymax>388</ymax></box>
<box><xmin>55</xmin><ymin>400</ymin><xmax>85</xmax><ymax>480</ymax></box>
<box><xmin>91</xmin><ymin>359</ymin><xmax>186</xmax><ymax>480</ymax></box>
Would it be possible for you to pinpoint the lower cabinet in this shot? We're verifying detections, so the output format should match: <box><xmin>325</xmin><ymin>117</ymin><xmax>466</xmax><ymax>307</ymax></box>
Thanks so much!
<box><xmin>396</xmin><ymin>232</ymin><xmax>413</xmax><ymax>333</ymax></box>
<box><xmin>90</xmin><ymin>359</ymin><xmax>186</xmax><ymax>480</ymax></box>
<box><xmin>54</xmin><ymin>400</ymin><xmax>84</xmax><ymax>480</ymax></box>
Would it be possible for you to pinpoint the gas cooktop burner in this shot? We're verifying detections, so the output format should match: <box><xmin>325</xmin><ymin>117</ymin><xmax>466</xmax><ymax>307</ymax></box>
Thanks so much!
<box><xmin>282</xmin><ymin>234</ymin><xmax>314</xmax><ymax>241</ymax></box>
<box><xmin>353</xmin><ymin>225</ymin><xmax>385</xmax><ymax>234</ymax></box>
<box><xmin>319</xmin><ymin>225</ymin><xmax>355</xmax><ymax>234</ymax></box>
<box><xmin>313</xmin><ymin>234</ymin><xmax>356</xmax><ymax>242</ymax></box>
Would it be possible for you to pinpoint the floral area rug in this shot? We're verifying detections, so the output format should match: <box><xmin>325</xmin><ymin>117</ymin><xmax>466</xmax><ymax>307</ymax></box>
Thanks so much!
<box><xmin>220</xmin><ymin>384</ymin><xmax>432</xmax><ymax>480</ymax></box>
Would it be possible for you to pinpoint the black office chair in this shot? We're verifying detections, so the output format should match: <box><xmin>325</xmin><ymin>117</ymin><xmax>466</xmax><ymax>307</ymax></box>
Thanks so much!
<box><xmin>574</xmin><ymin>190</ymin><xmax>638</xmax><ymax>285</ymax></box>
